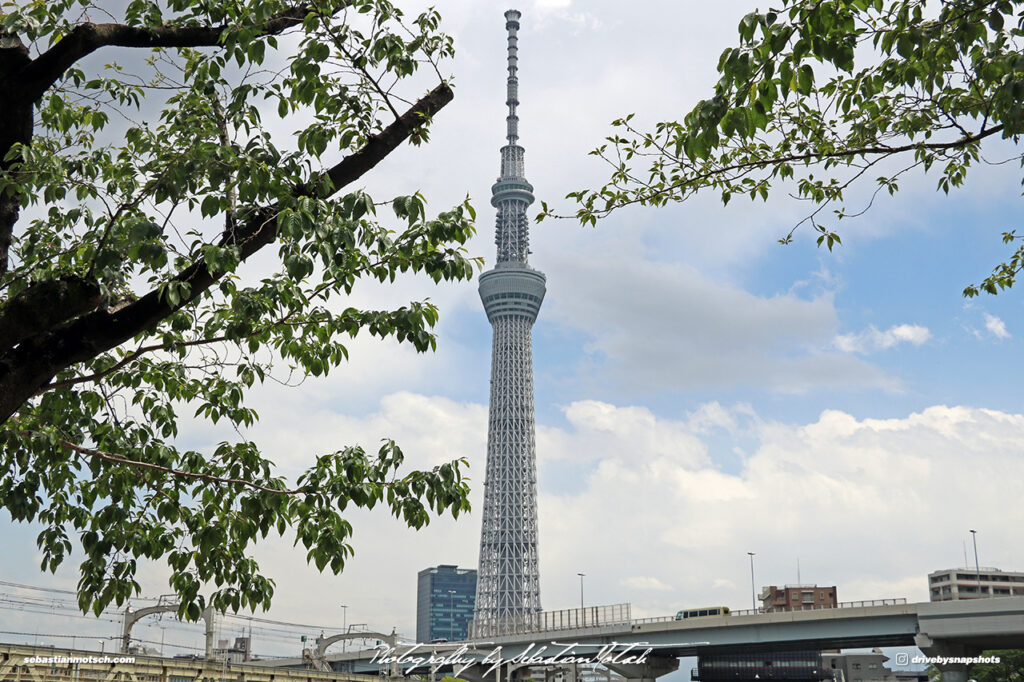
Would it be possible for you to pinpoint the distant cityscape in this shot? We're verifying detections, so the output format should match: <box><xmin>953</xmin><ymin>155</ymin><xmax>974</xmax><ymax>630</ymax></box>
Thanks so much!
<box><xmin>407</xmin><ymin>562</ymin><xmax>1023</xmax><ymax>682</ymax></box>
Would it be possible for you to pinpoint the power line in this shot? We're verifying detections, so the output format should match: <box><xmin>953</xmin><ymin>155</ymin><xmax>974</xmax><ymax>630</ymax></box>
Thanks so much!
<box><xmin>0</xmin><ymin>580</ymin><xmax>79</xmax><ymax>595</ymax></box>
<box><xmin>0</xmin><ymin>577</ymin><xmax>392</xmax><ymax>656</ymax></box>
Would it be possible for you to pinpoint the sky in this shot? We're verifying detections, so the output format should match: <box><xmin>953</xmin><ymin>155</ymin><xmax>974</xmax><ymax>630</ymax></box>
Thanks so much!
<box><xmin>3</xmin><ymin>0</ymin><xmax>1024</xmax><ymax>668</ymax></box>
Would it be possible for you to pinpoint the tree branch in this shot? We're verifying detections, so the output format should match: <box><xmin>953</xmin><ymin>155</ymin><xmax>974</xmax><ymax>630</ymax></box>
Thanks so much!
<box><xmin>0</xmin><ymin>81</ymin><xmax>454</xmax><ymax>424</ymax></box>
<box><xmin>21</xmin><ymin>431</ymin><xmax>303</xmax><ymax>495</ymax></box>
<box><xmin>38</xmin><ymin>336</ymin><xmax>227</xmax><ymax>394</ymax></box>
<box><xmin>15</xmin><ymin>5</ymin><xmax>314</xmax><ymax>102</ymax></box>
<box><xmin>569</xmin><ymin>123</ymin><xmax>1005</xmax><ymax>220</ymax></box>
<box><xmin>37</xmin><ymin>232</ymin><xmax>433</xmax><ymax>394</ymax></box>
<box><xmin>0</xmin><ymin>275</ymin><xmax>105</xmax><ymax>355</ymax></box>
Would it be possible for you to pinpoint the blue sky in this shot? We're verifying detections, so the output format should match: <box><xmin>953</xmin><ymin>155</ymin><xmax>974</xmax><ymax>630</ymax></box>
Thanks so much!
<box><xmin>3</xmin><ymin>0</ymin><xmax>1024</xmax><ymax>665</ymax></box>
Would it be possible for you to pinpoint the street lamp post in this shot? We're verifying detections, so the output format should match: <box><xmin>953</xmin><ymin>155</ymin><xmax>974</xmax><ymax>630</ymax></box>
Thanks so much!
<box><xmin>576</xmin><ymin>573</ymin><xmax>586</xmax><ymax>682</ymax></box>
<box><xmin>970</xmin><ymin>530</ymin><xmax>982</xmax><ymax>598</ymax></box>
<box><xmin>448</xmin><ymin>590</ymin><xmax>456</xmax><ymax>641</ymax></box>
<box><xmin>577</xmin><ymin>573</ymin><xmax>586</xmax><ymax>628</ymax></box>
<box><xmin>747</xmin><ymin>552</ymin><xmax>757</xmax><ymax>611</ymax></box>
<box><xmin>340</xmin><ymin>605</ymin><xmax>348</xmax><ymax>652</ymax></box>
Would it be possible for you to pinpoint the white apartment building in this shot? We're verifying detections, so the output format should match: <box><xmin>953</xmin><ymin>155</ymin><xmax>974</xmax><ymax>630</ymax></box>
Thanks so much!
<box><xmin>928</xmin><ymin>567</ymin><xmax>1024</xmax><ymax>601</ymax></box>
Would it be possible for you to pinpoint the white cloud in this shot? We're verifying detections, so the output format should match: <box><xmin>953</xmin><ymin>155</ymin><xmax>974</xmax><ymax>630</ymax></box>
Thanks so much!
<box><xmin>543</xmin><ymin>249</ymin><xmax>899</xmax><ymax>393</ymax></box>
<box><xmin>985</xmin><ymin>313</ymin><xmax>1010</xmax><ymax>339</ymax></box>
<box><xmin>534</xmin><ymin>0</ymin><xmax>572</xmax><ymax>9</ymax></box>
<box><xmin>621</xmin><ymin>576</ymin><xmax>672</xmax><ymax>591</ymax></box>
<box><xmin>540</xmin><ymin>401</ymin><xmax>1024</xmax><ymax>616</ymax></box>
<box><xmin>834</xmin><ymin>323</ymin><xmax>931</xmax><ymax>353</ymax></box>
<box><xmin>686</xmin><ymin>401</ymin><xmax>741</xmax><ymax>434</ymax></box>
<box><xmin>199</xmin><ymin>394</ymin><xmax>1013</xmax><ymax>635</ymax></box>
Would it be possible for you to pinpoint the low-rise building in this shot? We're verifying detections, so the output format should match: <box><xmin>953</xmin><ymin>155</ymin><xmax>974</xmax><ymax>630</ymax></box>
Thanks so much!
<box><xmin>927</xmin><ymin>567</ymin><xmax>1024</xmax><ymax>601</ymax></box>
<box><xmin>213</xmin><ymin>637</ymin><xmax>251</xmax><ymax>663</ymax></box>
<box><xmin>761</xmin><ymin>585</ymin><xmax>838</xmax><ymax>612</ymax></box>
<box><xmin>824</xmin><ymin>650</ymin><xmax>894</xmax><ymax>682</ymax></box>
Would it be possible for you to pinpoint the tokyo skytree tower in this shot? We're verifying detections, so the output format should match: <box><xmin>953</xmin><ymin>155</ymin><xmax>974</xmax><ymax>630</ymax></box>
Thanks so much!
<box><xmin>473</xmin><ymin>9</ymin><xmax>545</xmax><ymax>630</ymax></box>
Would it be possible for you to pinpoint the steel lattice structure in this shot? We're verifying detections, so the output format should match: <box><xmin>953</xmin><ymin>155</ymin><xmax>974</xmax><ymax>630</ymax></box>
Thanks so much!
<box><xmin>473</xmin><ymin>8</ymin><xmax>545</xmax><ymax>632</ymax></box>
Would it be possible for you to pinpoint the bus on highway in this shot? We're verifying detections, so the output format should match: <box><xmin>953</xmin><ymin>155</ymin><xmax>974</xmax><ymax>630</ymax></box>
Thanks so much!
<box><xmin>674</xmin><ymin>606</ymin><xmax>730</xmax><ymax>620</ymax></box>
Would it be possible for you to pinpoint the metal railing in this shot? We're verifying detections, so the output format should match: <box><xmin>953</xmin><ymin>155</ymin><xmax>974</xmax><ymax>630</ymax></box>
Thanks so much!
<box><xmin>780</xmin><ymin>598</ymin><xmax>907</xmax><ymax>612</ymax></box>
<box><xmin>468</xmin><ymin>603</ymin><xmax>631</xmax><ymax>638</ymax></box>
<box><xmin>469</xmin><ymin>598</ymin><xmax>909</xmax><ymax>636</ymax></box>
<box><xmin>632</xmin><ymin>598</ymin><xmax>908</xmax><ymax>624</ymax></box>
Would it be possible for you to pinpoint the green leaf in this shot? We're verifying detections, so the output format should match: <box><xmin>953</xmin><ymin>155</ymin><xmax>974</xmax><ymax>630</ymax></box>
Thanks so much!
<box><xmin>797</xmin><ymin>64</ymin><xmax>814</xmax><ymax>95</ymax></box>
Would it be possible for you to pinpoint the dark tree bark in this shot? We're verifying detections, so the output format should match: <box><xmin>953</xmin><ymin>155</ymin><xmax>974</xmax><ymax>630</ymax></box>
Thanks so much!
<box><xmin>0</xmin><ymin>35</ymin><xmax>33</xmax><ymax>279</ymax></box>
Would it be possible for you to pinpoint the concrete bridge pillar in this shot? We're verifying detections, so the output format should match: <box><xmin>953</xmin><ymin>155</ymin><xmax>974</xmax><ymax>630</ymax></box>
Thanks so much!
<box><xmin>934</xmin><ymin>664</ymin><xmax>970</xmax><ymax>682</ymax></box>
<box><xmin>605</xmin><ymin>655</ymin><xmax>678</xmax><ymax>682</ymax></box>
<box><xmin>914</xmin><ymin>633</ymin><xmax>978</xmax><ymax>682</ymax></box>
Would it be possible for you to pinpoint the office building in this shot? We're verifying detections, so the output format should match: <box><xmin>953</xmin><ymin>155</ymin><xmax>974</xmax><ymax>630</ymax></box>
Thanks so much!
<box><xmin>416</xmin><ymin>565</ymin><xmax>477</xmax><ymax>642</ymax></box>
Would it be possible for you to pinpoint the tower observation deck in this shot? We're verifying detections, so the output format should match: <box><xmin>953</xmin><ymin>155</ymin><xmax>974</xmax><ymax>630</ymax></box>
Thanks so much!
<box><xmin>473</xmin><ymin>8</ymin><xmax>545</xmax><ymax>633</ymax></box>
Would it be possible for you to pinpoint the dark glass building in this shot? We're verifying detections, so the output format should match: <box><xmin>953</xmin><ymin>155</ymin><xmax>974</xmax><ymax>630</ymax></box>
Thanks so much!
<box><xmin>416</xmin><ymin>565</ymin><xmax>477</xmax><ymax>642</ymax></box>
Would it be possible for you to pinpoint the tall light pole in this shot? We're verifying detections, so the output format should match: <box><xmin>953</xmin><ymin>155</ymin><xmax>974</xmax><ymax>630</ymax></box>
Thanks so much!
<box><xmin>577</xmin><ymin>572</ymin><xmax>586</xmax><ymax>628</ymax></box>
<box><xmin>340</xmin><ymin>605</ymin><xmax>347</xmax><ymax>652</ymax></box>
<box><xmin>575</xmin><ymin>571</ymin><xmax>586</xmax><ymax>681</ymax></box>
<box><xmin>970</xmin><ymin>530</ymin><xmax>982</xmax><ymax>598</ymax></box>
<box><xmin>448</xmin><ymin>590</ymin><xmax>456</xmax><ymax>641</ymax></box>
<box><xmin>747</xmin><ymin>552</ymin><xmax>757</xmax><ymax>611</ymax></box>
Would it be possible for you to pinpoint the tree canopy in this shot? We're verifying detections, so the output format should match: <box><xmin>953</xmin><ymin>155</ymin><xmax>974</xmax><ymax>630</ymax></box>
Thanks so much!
<box><xmin>0</xmin><ymin>0</ymin><xmax>477</xmax><ymax>619</ymax></box>
<box><xmin>969</xmin><ymin>649</ymin><xmax>1024</xmax><ymax>680</ymax></box>
<box><xmin>552</xmin><ymin>0</ymin><xmax>1024</xmax><ymax>296</ymax></box>
<box><xmin>928</xmin><ymin>649</ymin><xmax>1024</xmax><ymax>680</ymax></box>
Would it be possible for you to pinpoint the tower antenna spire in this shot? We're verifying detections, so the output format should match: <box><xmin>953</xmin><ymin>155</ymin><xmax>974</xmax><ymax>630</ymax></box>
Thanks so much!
<box><xmin>504</xmin><ymin>9</ymin><xmax>520</xmax><ymax>145</ymax></box>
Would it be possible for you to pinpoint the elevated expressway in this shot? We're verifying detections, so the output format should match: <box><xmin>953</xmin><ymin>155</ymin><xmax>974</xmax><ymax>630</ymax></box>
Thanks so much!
<box><xmin>259</xmin><ymin>597</ymin><xmax>1024</xmax><ymax>682</ymax></box>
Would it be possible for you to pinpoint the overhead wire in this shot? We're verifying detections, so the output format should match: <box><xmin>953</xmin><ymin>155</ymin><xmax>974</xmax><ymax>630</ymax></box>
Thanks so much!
<box><xmin>0</xmin><ymin>578</ymin><xmax>389</xmax><ymax>659</ymax></box>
